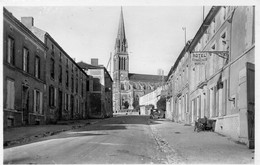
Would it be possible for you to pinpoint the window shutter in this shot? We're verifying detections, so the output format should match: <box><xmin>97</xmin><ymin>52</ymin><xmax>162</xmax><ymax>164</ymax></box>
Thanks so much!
<box><xmin>54</xmin><ymin>88</ymin><xmax>57</xmax><ymax>106</ymax></box>
<box><xmin>40</xmin><ymin>92</ymin><xmax>43</xmax><ymax>114</ymax></box>
<box><xmin>64</xmin><ymin>93</ymin><xmax>67</xmax><ymax>110</ymax></box>
<box><xmin>68</xmin><ymin>95</ymin><xmax>70</xmax><ymax>111</ymax></box>
<box><xmin>34</xmin><ymin>90</ymin><xmax>36</xmax><ymax>113</ymax></box>
<box><xmin>6</xmin><ymin>80</ymin><xmax>11</xmax><ymax>109</ymax></box>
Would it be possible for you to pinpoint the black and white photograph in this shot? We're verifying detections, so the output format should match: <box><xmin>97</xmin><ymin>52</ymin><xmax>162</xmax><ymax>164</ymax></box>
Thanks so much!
<box><xmin>2</xmin><ymin>0</ymin><xmax>257</xmax><ymax>164</ymax></box>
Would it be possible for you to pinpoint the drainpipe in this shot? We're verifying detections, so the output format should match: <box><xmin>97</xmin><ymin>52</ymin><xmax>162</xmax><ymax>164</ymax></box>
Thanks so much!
<box><xmin>227</xmin><ymin>7</ymin><xmax>237</xmax><ymax>105</ymax></box>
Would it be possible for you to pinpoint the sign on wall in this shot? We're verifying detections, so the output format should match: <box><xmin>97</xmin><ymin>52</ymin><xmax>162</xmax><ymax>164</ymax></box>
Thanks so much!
<box><xmin>191</xmin><ymin>52</ymin><xmax>207</xmax><ymax>65</ymax></box>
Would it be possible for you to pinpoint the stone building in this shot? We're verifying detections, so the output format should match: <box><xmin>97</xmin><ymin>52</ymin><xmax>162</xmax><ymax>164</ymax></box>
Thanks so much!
<box><xmin>78</xmin><ymin>60</ymin><xmax>113</xmax><ymax>118</ymax></box>
<box><xmin>113</xmin><ymin>8</ymin><xmax>166</xmax><ymax>112</ymax></box>
<box><xmin>20</xmin><ymin>17</ymin><xmax>89</xmax><ymax>123</ymax></box>
<box><xmin>165</xmin><ymin>6</ymin><xmax>255</xmax><ymax>148</ymax></box>
<box><xmin>3</xmin><ymin>8</ymin><xmax>47</xmax><ymax>127</ymax></box>
<box><xmin>139</xmin><ymin>86</ymin><xmax>166</xmax><ymax>115</ymax></box>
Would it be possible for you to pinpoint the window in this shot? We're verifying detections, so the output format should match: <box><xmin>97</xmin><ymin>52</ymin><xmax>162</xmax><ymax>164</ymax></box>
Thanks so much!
<box><xmin>35</xmin><ymin>56</ymin><xmax>40</xmax><ymax>78</ymax></box>
<box><xmin>59</xmin><ymin>52</ymin><xmax>62</xmax><ymax>62</ymax></box>
<box><xmin>23</xmin><ymin>48</ymin><xmax>29</xmax><ymax>72</ymax></box>
<box><xmin>220</xmin><ymin>31</ymin><xmax>228</xmax><ymax>50</ymax></box>
<box><xmin>81</xmin><ymin>81</ymin><xmax>84</xmax><ymax>96</ymax></box>
<box><xmin>65</xmin><ymin>93</ymin><xmax>70</xmax><ymax>111</ymax></box>
<box><xmin>7</xmin><ymin>37</ymin><xmax>15</xmax><ymax>65</ymax></box>
<box><xmin>50</xmin><ymin>58</ymin><xmax>55</xmax><ymax>79</ymax></box>
<box><xmin>66</xmin><ymin>58</ymin><xmax>69</xmax><ymax>68</ymax></box>
<box><xmin>76</xmin><ymin>78</ymin><xmax>78</xmax><ymax>93</ymax></box>
<box><xmin>86</xmin><ymin>80</ymin><xmax>89</xmax><ymax>91</ymax></box>
<box><xmin>93</xmin><ymin>78</ymin><xmax>101</xmax><ymax>91</ymax></box>
<box><xmin>49</xmin><ymin>86</ymin><xmax>55</xmax><ymax>107</ymax></box>
<box><xmin>6</xmin><ymin>79</ymin><xmax>15</xmax><ymax>109</ymax></box>
<box><xmin>221</xmin><ymin>6</ymin><xmax>227</xmax><ymax>23</ymax></box>
<box><xmin>59</xmin><ymin>65</ymin><xmax>62</xmax><ymax>83</ymax></box>
<box><xmin>66</xmin><ymin>70</ymin><xmax>69</xmax><ymax>87</ymax></box>
<box><xmin>34</xmin><ymin>90</ymin><xmax>42</xmax><ymax>114</ymax></box>
<box><xmin>71</xmin><ymin>77</ymin><xmax>74</xmax><ymax>92</ymax></box>
<box><xmin>51</xmin><ymin>44</ymin><xmax>54</xmax><ymax>55</ymax></box>
<box><xmin>211</xmin><ymin>18</ymin><xmax>216</xmax><ymax>34</ymax></box>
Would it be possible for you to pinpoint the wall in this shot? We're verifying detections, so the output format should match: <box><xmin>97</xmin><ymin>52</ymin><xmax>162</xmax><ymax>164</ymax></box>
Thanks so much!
<box><xmin>3</xmin><ymin>11</ymin><xmax>46</xmax><ymax>127</ymax></box>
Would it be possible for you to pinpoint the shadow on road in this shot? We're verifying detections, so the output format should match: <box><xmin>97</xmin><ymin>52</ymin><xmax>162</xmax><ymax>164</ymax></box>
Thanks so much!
<box><xmin>5</xmin><ymin>115</ymin><xmax>161</xmax><ymax>148</ymax></box>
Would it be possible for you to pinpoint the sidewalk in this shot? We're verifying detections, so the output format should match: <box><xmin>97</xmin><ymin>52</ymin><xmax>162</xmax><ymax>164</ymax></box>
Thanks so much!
<box><xmin>4</xmin><ymin>119</ymin><xmax>102</xmax><ymax>148</ymax></box>
<box><xmin>150</xmin><ymin>119</ymin><xmax>254</xmax><ymax>164</ymax></box>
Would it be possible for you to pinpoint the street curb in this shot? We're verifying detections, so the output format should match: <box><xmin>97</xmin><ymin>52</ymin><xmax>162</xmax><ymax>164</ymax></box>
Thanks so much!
<box><xmin>4</xmin><ymin>120</ymin><xmax>100</xmax><ymax>148</ymax></box>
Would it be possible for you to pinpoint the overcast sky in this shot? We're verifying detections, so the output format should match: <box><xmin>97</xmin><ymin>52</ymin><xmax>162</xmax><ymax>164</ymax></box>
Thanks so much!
<box><xmin>4</xmin><ymin>5</ymin><xmax>217</xmax><ymax>76</ymax></box>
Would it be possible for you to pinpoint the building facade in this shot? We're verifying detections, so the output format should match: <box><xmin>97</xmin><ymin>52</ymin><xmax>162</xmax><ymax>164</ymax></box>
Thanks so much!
<box><xmin>113</xmin><ymin>8</ymin><xmax>166</xmax><ymax>113</ymax></box>
<box><xmin>3</xmin><ymin>8</ymin><xmax>47</xmax><ymax>127</ymax></box>
<box><xmin>139</xmin><ymin>86</ymin><xmax>165</xmax><ymax>115</ymax></box>
<box><xmin>21</xmin><ymin>18</ymin><xmax>90</xmax><ymax>123</ymax></box>
<box><xmin>3</xmin><ymin>8</ymin><xmax>91</xmax><ymax>127</ymax></box>
<box><xmin>165</xmin><ymin>6</ymin><xmax>255</xmax><ymax>148</ymax></box>
<box><xmin>78</xmin><ymin>60</ymin><xmax>113</xmax><ymax>118</ymax></box>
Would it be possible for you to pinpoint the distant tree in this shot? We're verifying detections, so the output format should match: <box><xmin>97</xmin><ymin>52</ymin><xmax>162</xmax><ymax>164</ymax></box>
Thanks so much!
<box><xmin>123</xmin><ymin>101</ymin><xmax>129</xmax><ymax>109</ymax></box>
<box><xmin>157</xmin><ymin>96</ymin><xmax>166</xmax><ymax>111</ymax></box>
<box><xmin>132</xmin><ymin>99</ymin><xmax>139</xmax><ymax>110</ymax></box>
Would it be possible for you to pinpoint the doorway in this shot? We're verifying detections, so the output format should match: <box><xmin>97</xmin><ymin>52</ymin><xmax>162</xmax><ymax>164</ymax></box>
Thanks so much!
<box><xmin>58</xmin><ymin>90</ymin><xmax>62</xmax><ymax>120</ymax></box>
<box><xmin>22</xmin><ymin>85</ymin><xmax>29</xmax><ymax>125</ymax></box>
<box><xmin>71</xmin><ymin>95</ymin><xmax>74</xmax><ymax>119</ymax></box>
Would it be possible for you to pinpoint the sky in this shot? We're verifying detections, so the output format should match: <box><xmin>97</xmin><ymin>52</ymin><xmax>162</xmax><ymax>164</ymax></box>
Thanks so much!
<box><xmin>3</xmin><ymin>4</ymin><xmax>214</xmax><ymax>76</ymax></box>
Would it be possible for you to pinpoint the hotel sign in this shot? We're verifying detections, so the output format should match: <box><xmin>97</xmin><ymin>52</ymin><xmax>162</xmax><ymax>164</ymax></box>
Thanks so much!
<box><xmin>191</xmin><ymin>52</ymin><xmax>207</xmax><ymax>65</ymax></box>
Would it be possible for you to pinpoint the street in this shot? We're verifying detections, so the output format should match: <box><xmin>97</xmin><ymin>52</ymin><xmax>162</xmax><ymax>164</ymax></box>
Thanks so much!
<box><xmin>4</xmin><ymin>115</ymin><xmax>254</xmax><ymax>164</ymax></box>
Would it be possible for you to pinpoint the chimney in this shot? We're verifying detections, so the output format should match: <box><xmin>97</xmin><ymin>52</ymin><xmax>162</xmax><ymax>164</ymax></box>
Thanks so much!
<box><xmin>91</xmin><ymin>58</ymin><xmax>98</xmax><ymax>66</ymax></box>
<box><xmin>21</xmin><ymin>17</ymin><xmax>34</xmax><ymax>29</ymax></box>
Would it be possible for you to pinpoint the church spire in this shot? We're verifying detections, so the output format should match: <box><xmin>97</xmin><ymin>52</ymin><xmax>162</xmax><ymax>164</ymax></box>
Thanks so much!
<box><xmin>115</xmin><ymin>7</ymin><xmax>128</xmax><ymax>53</ymax></box>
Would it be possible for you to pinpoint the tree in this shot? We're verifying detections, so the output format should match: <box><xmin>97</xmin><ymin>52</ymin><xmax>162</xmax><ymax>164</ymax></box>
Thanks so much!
<box><xmin>123</xmin><ymin>101</ymin><xmax>129</xmax><ymax>109</ymax></box>
<box><xmin>157</xmin><ymin>96</ymin><xmax>166</xmax><ymax>111</ymax></box>
<box><xmin>132</xmin><ymin>99</ymin><xmax>139</xmax><ymax>110</ymax></box>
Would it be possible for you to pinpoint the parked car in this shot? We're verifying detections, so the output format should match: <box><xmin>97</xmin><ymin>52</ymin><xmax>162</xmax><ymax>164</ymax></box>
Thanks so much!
<box><xmin>150</xmin><ymin>109</ymin><xmax>165</xmax><ymax>119</ymax></box>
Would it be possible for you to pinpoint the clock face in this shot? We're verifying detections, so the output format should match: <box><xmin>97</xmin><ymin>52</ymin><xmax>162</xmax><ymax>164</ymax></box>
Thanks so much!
<box><xmin>121</xmin><ymin>74</ymin><xmax>124</xmax><ymax>77</ymax></box>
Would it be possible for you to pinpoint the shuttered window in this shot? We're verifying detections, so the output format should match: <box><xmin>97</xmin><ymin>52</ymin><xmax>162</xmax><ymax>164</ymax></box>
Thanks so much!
<box><xmin>6</xmin><ymin>79</ymin><xmax>15</xmax><ymax>109</ymax></box>
<box><xmin>34</xmin><ymin>89</ymin><xmax>42</xmax><ymax>114</ymax></box>
<box><xmin>7</xmin><ymin>37</ymin><xmax>15</xmax><ymax>65</ymax></box>
<box><xmin>23</xmin><ymin>48</ymin><xmax>29</xmax><ymax>72</ymax></box>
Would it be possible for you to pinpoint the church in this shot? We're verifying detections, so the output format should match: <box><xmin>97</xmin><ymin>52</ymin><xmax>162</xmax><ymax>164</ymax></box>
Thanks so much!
<box><xmin>113</xmin><ymin>8</ymin><xmax>166</xmax><ymax>112</ymax></box>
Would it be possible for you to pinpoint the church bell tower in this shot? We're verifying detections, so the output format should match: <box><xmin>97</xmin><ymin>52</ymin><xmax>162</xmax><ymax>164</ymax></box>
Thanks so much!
<box><xmin>113</xmin><ymin>7</ymin><xmax>129</xmax><ymax>112</ymax></box>
<box><xmin>113</xmin><ymin>7</ymin><xmax>129</xmax><ymax>82</ymax></box>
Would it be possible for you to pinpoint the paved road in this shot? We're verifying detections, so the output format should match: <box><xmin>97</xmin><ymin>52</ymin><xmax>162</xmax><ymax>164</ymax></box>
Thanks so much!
<box><xmin>4</xmin><ymin>116</ymin><xmax>172</xmax><ymax>164</ymax></box>
<box><xmin>4</xmin><ymin>115</ymin><xmax>253</xmax><ymax>164</ymax></box>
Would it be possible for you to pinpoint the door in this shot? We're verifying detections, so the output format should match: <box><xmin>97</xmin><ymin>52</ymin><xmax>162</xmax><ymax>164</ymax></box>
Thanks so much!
<box><xmin>247</xmin><ymin>62</ymin><xmax>254</xmax><ymax>149</ymax></box>
<box><xmin>22</xmin><ymin>86</ymin><xmax>29</xmax><ymax>125</ymax></box>
<box><xmin>58</xmin><ymin>90</ymin><xmax>62</xmax><ymax>120</ymax></box>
